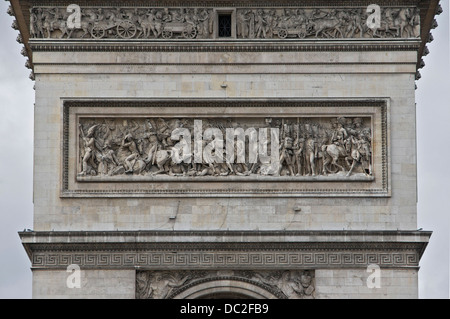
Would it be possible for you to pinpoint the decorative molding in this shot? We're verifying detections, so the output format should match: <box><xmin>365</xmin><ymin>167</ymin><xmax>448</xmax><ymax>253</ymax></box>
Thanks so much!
<box><xmin>26</xmin><ymin>242</ymin><xmax>424</xmax><ymax>270</ymax></box>
<box><xmin>20</xmin><ymin>230</ymin><xmax>431</xmax><ymax>270</ymax></box>
<box><xmin>28</xmin><ymin>39</ymin><xmax>422</xmax><ymax>53</ymax></box>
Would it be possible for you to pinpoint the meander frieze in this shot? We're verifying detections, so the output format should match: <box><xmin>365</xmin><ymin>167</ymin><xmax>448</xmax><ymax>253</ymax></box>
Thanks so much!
<box><xmin>21</xmin><ymin>231</ymin><xmax>430</xmax><ymax>270</ymax></box>
<box><xmin>30</xmin><ymin>249</ymin><xmax>421</xmax><ymax>270</ymax></box>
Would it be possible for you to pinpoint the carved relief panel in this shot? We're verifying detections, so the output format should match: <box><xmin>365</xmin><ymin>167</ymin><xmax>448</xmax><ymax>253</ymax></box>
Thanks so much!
<box><xmin>62</xmin><ymin>100</ymin><xmax>389</xmax><ymax>198</ymax></box>
<box><xmin>77</xmin><ymin>116</ymin><xmax>373</xmax><ymax>180</ymax></box>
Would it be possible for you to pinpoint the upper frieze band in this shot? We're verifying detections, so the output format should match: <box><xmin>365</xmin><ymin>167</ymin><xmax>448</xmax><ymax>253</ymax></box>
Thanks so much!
<box><xmin>29</xmin><ymin>5</ymin><xmax>421</xmax><ymax>40</ymax></box>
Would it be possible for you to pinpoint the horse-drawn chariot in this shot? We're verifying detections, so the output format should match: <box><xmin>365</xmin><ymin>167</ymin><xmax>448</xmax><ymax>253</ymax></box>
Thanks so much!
<box><xmin>91</xmin><ymin>19</ymin><xmax>138</xmax><ymax>39</ymax></box>
<box><xmin>160</xmin><ymin>21</ymin><xmax>198</xmax><ymax>39</ymax></box>
<box><xmin>274</xmin><ymin>23</ymin><xmax>311</xmax><ymax>39</ymax></box>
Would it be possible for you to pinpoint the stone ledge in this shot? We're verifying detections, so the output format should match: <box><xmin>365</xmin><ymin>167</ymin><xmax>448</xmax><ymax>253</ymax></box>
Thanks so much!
<box><xmin>77</xmin><ymin>174</ymin><xmax>375</xmax><ymax>183</ymax></box>
<box><xmin>18</xmin><ymin>229</ymin><xmax>433</xmax><ymax>244</ymax></box>
<box><xmin>28</xmin><ymin>39</ymin><xmax>422</xmax><ymax>53</ymax></box>
<box><xmin>19</xmin><ymin>230</ymin><xmax>431</xmax><ymax>270</ymax></box>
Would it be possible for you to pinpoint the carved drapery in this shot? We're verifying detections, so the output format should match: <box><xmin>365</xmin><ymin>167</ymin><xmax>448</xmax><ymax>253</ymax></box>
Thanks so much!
<box><xmin>29</xmin><ymin>6</ymin><xmax>420</xmax><ymax>40</ymax></box>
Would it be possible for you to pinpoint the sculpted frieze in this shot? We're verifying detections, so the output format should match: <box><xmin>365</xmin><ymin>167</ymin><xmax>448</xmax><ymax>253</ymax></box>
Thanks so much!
<box><xmin>77</xmin><ymin>116</ymin><xmax>373</xmax><ymax>180</ymax></box>
<box><xmin>31</xmin><ymin>7</ymin><xmax>215</xmax><ymax>40</ymax></box>
<box><xmin>135</xmin><ymin>270</ymin><xmax>315</xmax><ymax>299</ymax></box>
<box><xmin>30</xmin><ymin>5</ymin><xmax>420</xmax><ymax>40</ymax></box>
<box><xmin>63</xmin><ymin>100</ymin><xmax>388</xmax><ymax>197</ymax></box>
<box><xmin>237</xmin><ymin>7</ymin><xmax>420</xmax><ymax>39</ymax></box>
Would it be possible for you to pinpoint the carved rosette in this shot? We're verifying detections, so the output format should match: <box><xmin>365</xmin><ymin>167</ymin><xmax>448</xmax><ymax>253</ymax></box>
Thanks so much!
<box><xmin>29</xmin><ymin>6</ymin><xmax>420</xmax><ymax>40</ymax></box>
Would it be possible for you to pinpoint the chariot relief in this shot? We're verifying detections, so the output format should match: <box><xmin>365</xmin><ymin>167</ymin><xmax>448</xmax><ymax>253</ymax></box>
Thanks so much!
<box><xmin>77</xmin><ymin>116</ymin><xmax>373</xmax><ymax>180</ymax></box>
<box><xmin>30</xmin><ymin>7</ymin><xmax>215</xmax><ymax>40</ymax></box>
<box><xmin>236</xmin><ymin>7</ymin><xmax>420</xmax><ymax>39</ymax></box>
<box><xmin>30</xmin><ymin>6</ymin><xmax>420</xmax><ymax>40</ymax></box>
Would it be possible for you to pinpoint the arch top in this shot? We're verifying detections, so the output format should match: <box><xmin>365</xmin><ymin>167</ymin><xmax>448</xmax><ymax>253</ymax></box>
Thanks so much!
<box><xmin>136</xmin><ymin>270</ymin><xmax>315</xmax><ymax>300</ymax></box>
<box><xmin>171</xmin><ymin>278</ymin><xmax>280</xmax><ymax>300</ymax></box>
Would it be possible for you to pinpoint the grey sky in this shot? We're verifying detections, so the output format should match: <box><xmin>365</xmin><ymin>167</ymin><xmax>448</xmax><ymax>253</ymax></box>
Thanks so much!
<box><xmin>0</xmin><ymin>2</ymin><xmax>448</xmax><ymax>299</ymax></box>
<box><xmin>0</xmin><ymin>1</ymin><xmax>34</xmax><ymax>299</ymax></box>
<box><xmin>416</xmin><ymin>1</ymin><xmax>450</xmax><ymax>299</ymax></box>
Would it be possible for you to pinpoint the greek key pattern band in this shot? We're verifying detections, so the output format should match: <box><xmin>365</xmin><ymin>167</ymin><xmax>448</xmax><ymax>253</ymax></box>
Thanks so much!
<box><xmin>31</xmin><ymin>250</ymin><xmax>420</xmax><ymax>269</ymax></box>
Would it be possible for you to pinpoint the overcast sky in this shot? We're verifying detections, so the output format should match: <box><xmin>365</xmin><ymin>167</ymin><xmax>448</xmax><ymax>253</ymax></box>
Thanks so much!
<box><xmin>0</xmin><ymin>2</ymin><xmax>448</xmax><ymax>299</ymax></box>
<box><xmin>415</xmin><ymin>1</ymin><xmax>450</xmax><ymax>299</ymax></box>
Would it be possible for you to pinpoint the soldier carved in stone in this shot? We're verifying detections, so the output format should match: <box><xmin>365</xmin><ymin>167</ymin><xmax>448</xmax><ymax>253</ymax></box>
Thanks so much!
<box><xmin>78</xmin><ymin>123</ymin><xmax>100</xmax><ymax>176</ymax></box>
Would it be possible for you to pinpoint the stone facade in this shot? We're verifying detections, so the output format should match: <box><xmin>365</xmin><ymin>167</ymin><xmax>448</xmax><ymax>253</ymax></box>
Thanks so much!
<box><xmin>8</xmin><ymin>0</ymin><xmax>441</xmax><ymax>299</ymax></box>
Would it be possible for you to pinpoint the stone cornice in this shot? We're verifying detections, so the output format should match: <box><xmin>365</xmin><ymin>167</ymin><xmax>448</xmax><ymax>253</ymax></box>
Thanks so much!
<box><xmin>29</xmin><ymin>39</ymin><xmax>422</xmax><ymax>53</ymax></box>
<box><xmin>19</xmin><ymin>229</ymin><xmax>433</xmax><ymax>242</ymax></box>
<box><xmin>19</xmin><ymin>230</ymin><xmax>432</xmax><ymax>270</ymax></box>
<box><xmin>416</xmin><ymin>0</ymin><xmax>441</xmax><ymax>70</ymax></box>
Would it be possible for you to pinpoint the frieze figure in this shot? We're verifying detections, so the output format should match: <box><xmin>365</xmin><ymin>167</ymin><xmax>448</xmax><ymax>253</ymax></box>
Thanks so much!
<box><xmin>254</xmin><ymin>270</ymin><xmax>315</xmax><ymax>299</ymax></box>
<box><xmin>78</xmin><ymin>123</ymin><xmax>101</xmax><ymax>176</ymax></box>
<box><xmin>136</xmin><ymin>271</ymin><xmax>190</xmax><ymax>299</ymax></box>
